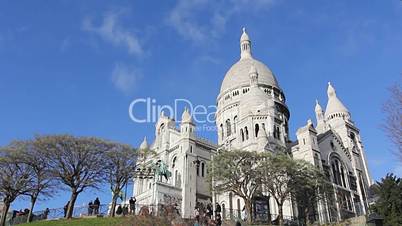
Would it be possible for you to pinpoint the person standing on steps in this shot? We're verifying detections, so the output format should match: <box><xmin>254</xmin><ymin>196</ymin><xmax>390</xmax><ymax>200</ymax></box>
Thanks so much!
<box><xmin>93</xmin><ymin>197</ymin><xmax>100</xmax><ymax>215</ymax></box>
<box><xmin>129</xmin><ymin>197</ymin><xmax>136</xmax><ymax>215</ymax></box>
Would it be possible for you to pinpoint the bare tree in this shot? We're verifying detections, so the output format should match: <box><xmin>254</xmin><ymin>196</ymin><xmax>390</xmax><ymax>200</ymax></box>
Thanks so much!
<box><xmin>383</xmin><ymin>83</ymin><xmax>402</xmax><ymax>161</ymax></box>
<box><xmin>33</xmin><ymin>135</ymin><xmax>108</xmax><ymax>219</ymax></box>
<box><xmin>14</xmin><ymin>141</ymin><xmax>57</xmax><ymax>223</ymax></box>
<box><xmin>208</xmin><ymin>150</ymin><xmax>261</xmax><ymax>224</ymax></box>
<box><xmin>104</xmin><ymin>143</ymin><xmax>138</xmax><ymax>217</ymax></box>
<box><xmin>0</xmin><ymin>144</ymin><xmax>34</xmax><ymax>226</ymax></box>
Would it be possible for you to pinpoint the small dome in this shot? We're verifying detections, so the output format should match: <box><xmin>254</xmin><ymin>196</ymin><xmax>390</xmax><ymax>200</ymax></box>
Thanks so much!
<box><xmin>315</xmin><ymin>99</ymin><xmax>323</xmax><ymax>112</ymax></box>
<box><xmin>181</xmin><ymin>107</ymin><xmax>193</xmax><ymax>124</ymax></box>
<box><xmin>325</xmin><ymin>82</ymin><xmax>349</xmax><ymax>116</ymax></box>
<box><xmin>139</xmin><ymin>137</ymin><xmax>148</xmax><ymax>150</ymax></box>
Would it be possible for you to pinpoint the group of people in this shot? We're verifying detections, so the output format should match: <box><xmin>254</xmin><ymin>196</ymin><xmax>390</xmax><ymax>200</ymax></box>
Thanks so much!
<box><xmin>114</xmin><ymin>197</ymin><xmax>137</xmax><ymax>216</ymax></box>
<box><xmin>64</xmin><ymin>197</ymin><xmax>101</xmax><ymax>218</ymax></box>
<box><xmin>87</xmin><ymin>197</ymin><xmax>101</xmax><ymax>216</ymax></box>
<box><xmin>193</xmin><ymin>202</ymin><xmax>223</xmax><ymax>226</ymax></box>
<box><xmin>62</xmin><ymin>196</ymin><xmax>138</xmax><ymax>218</ymax></box>
<box><xmin>10</xmin><ymin>207</ymin><xmax>50</xmax><ymax>223</ymax></box>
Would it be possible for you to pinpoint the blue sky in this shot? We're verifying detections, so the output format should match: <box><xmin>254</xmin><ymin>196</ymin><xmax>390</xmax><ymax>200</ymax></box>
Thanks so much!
<box><xmin>1</xmin><ymin>0</ymin><xmax>401</xmax><ymax>212</ymax></box>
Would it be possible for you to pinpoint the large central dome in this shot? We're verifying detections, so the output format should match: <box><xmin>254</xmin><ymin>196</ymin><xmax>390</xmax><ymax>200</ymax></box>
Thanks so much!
<box><xmin>220</xmin><ymin>58</ymin><xmax>279</xmax><ymax>93</ymax></box>
<box><xmin>220</xmin><ymin>28</ymin><xmax>280</xmax><ymax>93</ymax></box>
<box><xmin>215</xmin><ymin>28</ymin><xmax>290</xmax><ymax>149</ymax></box>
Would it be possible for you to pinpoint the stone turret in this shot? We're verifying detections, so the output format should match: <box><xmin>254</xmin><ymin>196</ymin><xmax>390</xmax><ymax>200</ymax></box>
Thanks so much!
<box><xmin>139</xmin><ymin>137</ymin><xmax>148</xmax><ymax>150</ymax></box>
<box><xmin>325</xmin><ymin>82</ymin><xmax>351</xmax><ymax>122</ymax></box>
<box><xmin>180</xmin><ymin>107</ymin><xmax>195</xmax><ymax>137</ymax></box>
<box><xmin>240</xmin><ymin>27</ymin><xmax>252</xmax><ymax>59</ymax></box>
<box><xmin>315</xmin><ymin>100</ymin><xmax>327</xmax><ymax>134</ymax></box>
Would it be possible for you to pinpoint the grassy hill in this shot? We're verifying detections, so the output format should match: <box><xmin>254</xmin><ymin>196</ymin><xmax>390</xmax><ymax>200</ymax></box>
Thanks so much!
<box><xmin>19</xmin><ymin>217</ymin><xmax>125</xmax><ymax>226</ymax></box>
<box><xmin>18</xmin><ymin>216</ymin><xmax>174</xmax><ymax>226</ymax></box>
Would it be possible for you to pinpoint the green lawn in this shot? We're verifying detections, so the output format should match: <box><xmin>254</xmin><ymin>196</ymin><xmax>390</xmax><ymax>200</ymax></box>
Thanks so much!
<box><xmin>18</xmin><ymin>217</ymin><xmax>128</xmax><ymax>226</ymax></box>
<box><xmin>18</xmin><ymin>216</ymin><xmax>178</xmax><ymax>226</ymax></box>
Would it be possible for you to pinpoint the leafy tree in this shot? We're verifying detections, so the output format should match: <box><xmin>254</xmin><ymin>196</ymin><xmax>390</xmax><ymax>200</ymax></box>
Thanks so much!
<box><xmin>104</xmin><ymin>143</ymin><xmax>138</xmax><ymax>217</ymax></box>
<box><xmin>289</xmin><ymin>160</ymin><xmax>333</xmax><ymax>225</ymax></box>
<box><xmin>33</xmin><ymin>135</ymin><xmax>108</xmax><ymax>219</ymax></box>
<box><xmin>208</xmin><ymin>150</ymin><xmax>261</xmax><ymax>224</ymax></box>
<box><xmin>0</xmin><ymin>144</ymin><xmax>34</xmax><ymax>226</ymax></box>
<box><xmin>259</xmin><ymin>153</ymin><xmax>294</xmax><ymax>226</ymax></box>
<box><xmin>371</xmin><ymin>173</ymin><xmax>402</xmax><ymax>225</ymax></box>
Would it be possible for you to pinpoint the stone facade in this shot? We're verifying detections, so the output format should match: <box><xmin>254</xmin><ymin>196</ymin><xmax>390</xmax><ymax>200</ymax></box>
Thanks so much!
<box><xmin>133</xmin><ymin>110</ymin><xmax>216</xmax><ymax>218</ymax></box>
<box><xmin>133</xmin><ymin>28</ymin><xmax>372</xmax><ymax>224</ymax></box>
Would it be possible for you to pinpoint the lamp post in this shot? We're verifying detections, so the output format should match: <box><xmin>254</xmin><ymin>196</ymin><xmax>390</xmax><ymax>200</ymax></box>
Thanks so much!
<box><xmin>133</xmin><ymin>166</ymin><xmax>156</xmax><ymax>199</ymax></box>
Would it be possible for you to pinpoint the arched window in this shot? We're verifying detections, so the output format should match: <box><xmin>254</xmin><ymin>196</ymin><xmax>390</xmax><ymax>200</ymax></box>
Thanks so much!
<box><xmin>350</xmin><ymin>132</ymin><xmax>356</xmax><ymax>141</ymax></box>
<box><xmin>331</xmin><ymin>158</ymin><xmax>346</xmax><ymax>188</ymax></box>
<box><xmin>220</xmin><ymin>124</ymin><xmax>224</xmax><ymax>139</ymax></box>
<box><xmin>172</xmin><ymin>156</ymin><xmax>177</xmax><ymax>168</ymax></box>
<box><xmin>139</xmin><ymin>179</ymin><xmax>144</xmax><ymax>194</ymax></box>
<box><xmin>233</xmin><ymin>116</ymin><xmax>238</xmax><ymax>134</ymax></box>
<box><xmin>350</xmin><ymin>132</ymin><xmax>358</xmax><ymax>151</ymax></box>
<box><xmin>314</xmin><ymin>154</ymin><xmax>320</xmax><ymax>167</ymax></box>
<box><xmin>331</xmin><ymin>161</ymin><xmax>339</xmax><ymax>185</ymax></box>
<box><xmin>240</xmin><ymin>129</ymin><xmax>244</xmax><ymax>142</ymax></box>
<box><xmin>255</xmin><ymin>124</ymin><xmax>259</xmax><ymax>137</ymax></box>
<box><xmin>237</xmin><ymin>199</ymin><xmax>241</xmax><ymax>219</ymax></box>
<box><xmin>330</xmin><ymin>141</ymin><xmax>336</xmax><ymax>150</ymax></box>
<box><xmin>340</xmin><ymin>165</ymin><xmax>346</xmax><ymax>187</ymax></box>
<box><xmin>222</xmin><ymin>203</ymin><xmax>226</xmax><ymax>219</ymax></box>
<box><xmin>201</xmin><ymin>162</ymin><xmax>205</xmax><ymax>177</ymax></box>
<box><xmin>359</xmin><ymin>173</ymin><xmax>367</xmax><ymax>199</ymax></box>
<box><xmin>276</xmin><ymin>126</ymin><xmax>281</xmax><ymax>139</ymax></box>
<box><xmin>226</xmin><ymin>119</ymin><xmax>232</xmax><ymax>136</ymax></box>
<box><xmin>245</xmin><ymin>127</ymin><xmax>249</xmax><ymax>140</ymax></box>
<box><xmin>229</xmin><ymin>192</ymin><xmax>233</xmax><ymax>218</ymax></box>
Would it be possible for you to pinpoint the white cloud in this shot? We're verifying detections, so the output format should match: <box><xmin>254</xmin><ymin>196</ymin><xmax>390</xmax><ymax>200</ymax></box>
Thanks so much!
<box><xmin>167</xmin><ymin>0</ymin><xmax>276</xmax><ymax>43</ymax></box>
<box><xmin>111</xmin><ymin>63</ymin><xmax>141</xmax><ymax>95</ymax></box>
<box><xmin>82</xmin><ymin>11</ymin><xmax>143</xmax><ymax>56</ymax></box>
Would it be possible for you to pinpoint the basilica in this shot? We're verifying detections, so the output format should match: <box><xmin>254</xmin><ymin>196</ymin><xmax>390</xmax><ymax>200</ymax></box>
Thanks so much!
<box><xmin>133</xmin><ymin>28</ymin><xmax>372</xmax><ymax>224</ymax></box>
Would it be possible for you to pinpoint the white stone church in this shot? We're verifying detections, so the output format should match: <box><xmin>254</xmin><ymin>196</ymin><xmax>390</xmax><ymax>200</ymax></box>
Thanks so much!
<box><xmin>133</xmin><ymin>28</ymin><xmax>372</xmax><ymax>224</ymax></box>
